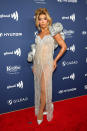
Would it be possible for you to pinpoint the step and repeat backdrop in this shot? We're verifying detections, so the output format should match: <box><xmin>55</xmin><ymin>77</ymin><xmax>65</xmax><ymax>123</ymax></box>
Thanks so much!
<box><xmin>0</xmin><ymin>0</ymin><xmax>87</xmax><ymax>114</ymax></box>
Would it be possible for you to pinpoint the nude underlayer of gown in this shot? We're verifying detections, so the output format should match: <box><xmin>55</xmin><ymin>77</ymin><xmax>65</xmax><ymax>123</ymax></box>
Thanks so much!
<box><xmin>33</xmin><ymin>35</ymin><xmax>55</xmax><ymax>121</ymax></box>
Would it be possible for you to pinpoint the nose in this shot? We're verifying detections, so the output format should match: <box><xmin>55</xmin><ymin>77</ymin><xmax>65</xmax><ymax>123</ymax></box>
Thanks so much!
<box><xmin>42</xmin><ymin>20</ymin><xmax>44</xmax><ymax>23</ymax></box>
<box><xmin>41</xmin><ymin>18</ymin><xmax>45</xmax><ymax>22</ymax></box>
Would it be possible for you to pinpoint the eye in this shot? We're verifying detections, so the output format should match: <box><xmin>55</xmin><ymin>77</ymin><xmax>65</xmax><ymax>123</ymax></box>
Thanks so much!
<box><xmin>38</xmin><ymin>17</ymin><xmax>41</xmax><ymax>20</ymax></box>
<box><xmin>44</xmin><ymin>17</ymin><xmax>47</xmax><ymax>20</ymax></box>
<box><xmin>38</xmin><ymin>17</ymin><xmax>47</xmax><ymax>21</ymax></box>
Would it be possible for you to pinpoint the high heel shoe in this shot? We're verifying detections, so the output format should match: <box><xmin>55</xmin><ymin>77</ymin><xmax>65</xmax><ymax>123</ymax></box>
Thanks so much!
<box><xmin>43</xmin><ymin>105</ymin><xmax>48</xmax><ymax>115</ymax></box>
<box><xmin>37</xmin><ymin>118</ymin><xmax>43</xmax><ymax>125</ymax></box>
<box><xmin>37</xmin><ymin>112</ymin><xmax>43</xmax><ymax>125</ymax></box>
<box><xmin>43</xmin><ymin>111</ymin><xmax>48</xmax><ymax>115</ymax></box>
<box><xmin>43</xmin><ymin>103</ymin><xmax>54</xmax><ymax>115</ymax></box>
<box><xmin>46</xmin><ymin>103</ymin><xmax>54</xmax><ymax>122</ymax></box>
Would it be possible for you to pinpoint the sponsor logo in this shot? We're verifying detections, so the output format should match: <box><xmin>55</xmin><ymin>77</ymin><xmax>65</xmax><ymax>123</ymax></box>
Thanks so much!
<box><xmin>82</xmin><ymin>31</ymin><xmax>87</xmax><ymax>35</ymax></box>
<box><xmin>62</xmin><ymin>60</ymin><xmax>78</xmax><ymax>66</ymax></box>
<box><xmin>63</xmin><ymin>29</ymin><xmax>75</xmax><ymax>38</ymax></box>
<box><xmin>58</xmin><ymin>88</ymin><xmax>77</xmax><ymax>94</ymax></box>
<box><xmin>33</xmin><ymin>0</ymin><xmax>46</xmax><ymax>4</ymax></box>
<box><xmin>0</xmin><ymin>11</ymin><xmax>18</xmax><ymax>21</ymax></box>
<box><xmin>7</xmin><ymin>97</ymin><xmax>28</xmax><ymax>105</ymax></box>
<box><xmin>6</xmin><ymin>65</ymin><xmax>21</xmax><ymax>74</ymax></box>
<box><xmin>57</xmin><ymin>0</ymin><xmax>77</xmax><ymax>3</ymax></box>
<box><xmin>62</xmin><ymin>73</ymin><xmax>75</xmax><ymax>80</ymax></box>
<box><xmin>84</xmin><ymin>85</ymin><xmax>87</xmax><ymax>90</ymax></box>
<box><xmin>0</xmin><ymin>33</ymin><xmax>22</xmax><ymax>37</ymax></box>
<box><xmin>7</xmin><ymin>81</ymin><xmax>23</xmax><ymax>89</ymax></box>
<box><xmin>62</xmin><ymin>13</ymin><xmax>75</xmax><ymax>22</ymax></box>
<box><xmin>4</xmin><ymin>48</ymin><xmax>21</xmax><ymax>56</ymax></box>
<box><xmin>67</xmin><ymin>44</ymin><xmax>75</xmax><ymax>52</ymax></box>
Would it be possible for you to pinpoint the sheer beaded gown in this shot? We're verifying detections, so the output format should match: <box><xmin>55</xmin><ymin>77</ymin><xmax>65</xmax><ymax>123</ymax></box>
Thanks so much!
<box><xmin>27</xmin><ymin>22</ymin><xmax>65</xmax><ymax>121</ymax></box>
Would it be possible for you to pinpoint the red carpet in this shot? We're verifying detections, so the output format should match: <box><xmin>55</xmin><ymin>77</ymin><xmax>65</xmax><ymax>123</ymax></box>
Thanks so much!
<box><xmin>0</xmin><ymin>95</ymin><xmax>87</xmax><ymax>131</ymax></box>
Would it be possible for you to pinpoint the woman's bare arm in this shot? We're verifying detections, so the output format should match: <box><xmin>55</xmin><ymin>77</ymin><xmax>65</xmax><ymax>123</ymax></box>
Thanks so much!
<box><xmin>53</xmin><ymin>33</ymin><xmax>67</xmax><ymax>62</ymax></box>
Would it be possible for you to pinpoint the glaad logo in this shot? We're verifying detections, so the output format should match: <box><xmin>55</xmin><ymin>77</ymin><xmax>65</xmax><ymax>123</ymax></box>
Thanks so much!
<box><xmin>0</xmin><ymin>33</ymin><xmax>22</xmax><ymax>37</ymax></box>
<box><xmin>62</xmin><ymin>13</ymin><xmax>75</xmax><ymax>22</ymax></box>
<box><xmin>70</xmin><ymin>73</ymin><xmax>75</xmax><ymax>80</ymax></box>
<box><xmin>11</xmin><ymin>11</ymin><xmax>18</xmax><ymax>21</ymax></box>
<box><xmin>7</xmin><ymin>81</ymin><xmax>23</xmax><ymax>89</ymax></box>
<box><xmin>62</xmin><ymin>73</ymin><xmax>75</xmax><ymax>80</ymax></box>
<box><xmin>57</xmin><ymin>0</ymin><xmax>77</xmax><ymax>3</ymax></box>
<box><xmin>70</xmin><ymin>13</ymin><xmax>75</xmax><ymax>22</ymax></box>
<box><xmin>0</xmin><ymin>11</ymin><xmax>18</xmax><ymax>21</ymax></box>
<box><xmin>67</xmin><ymin>44</ymin><xmax>75</xmax><ymax>52</ymax></box>
<box><xmin>4</xmin><ymin>48</ymin><xmax>21</xmax><ymax>56</ymax></box>
<box><xmin>6</xmin><ymin>65</ymin><xmax>21</xmax><ymax>74</ymax></box>
<box><xmin>7</xmin><ymin>97</ymin><xmax>28</xmax><ymax>105</ymax></box>
<box><xmin>62</xmin><ymin>60</ymin><xmax>78</xmax><ymax>67</ymax></box>
<box><xmin>63</xmin><ymin>29</ymin><xmax>75</xmax><ymax>38</ymax></box>
<box><xmin>14</xmin><ymin>48</ymin><xmax>21</xmax><ymax>56</ymax></box>
<box><xmin>17</xmin><ymin>81</ymin><xmax>23</xmax><ymax>89</ymax></box>
<box><xmin>7</xmin><ymin>100</ymin><xmax>13</xmax><ymax>105</ymax></box>
<box><xmin>58</xmin><ymin>88</ymin><xmax>76</xmax><ymax>94</ymax></box>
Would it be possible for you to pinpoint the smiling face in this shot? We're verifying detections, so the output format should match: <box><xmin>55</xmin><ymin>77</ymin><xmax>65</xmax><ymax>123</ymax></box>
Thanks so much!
<box><xmin>38</xmin><ymin>14</ymin><xmax>48</xmax><ymax>30</ymax></box>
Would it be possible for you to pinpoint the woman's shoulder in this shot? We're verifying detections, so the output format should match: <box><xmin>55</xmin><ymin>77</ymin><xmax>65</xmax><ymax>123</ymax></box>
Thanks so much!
<box><xmin>49</xmin><ymin>22</ymin><xmax>64</xmax><ymax>37</ymax></box>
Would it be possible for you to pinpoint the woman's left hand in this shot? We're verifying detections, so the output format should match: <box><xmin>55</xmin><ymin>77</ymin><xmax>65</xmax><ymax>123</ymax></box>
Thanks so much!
<box><xmin>53</xmin><ymin>59</ymin><xmax>57</xmax><ymax>72</ymax></box>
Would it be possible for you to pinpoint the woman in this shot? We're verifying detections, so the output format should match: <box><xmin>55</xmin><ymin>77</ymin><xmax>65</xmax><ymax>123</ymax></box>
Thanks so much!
<box><xmin>28</xmin><ymin>8</ymin><xmax>67</xmax><ymax>125</ymax></box>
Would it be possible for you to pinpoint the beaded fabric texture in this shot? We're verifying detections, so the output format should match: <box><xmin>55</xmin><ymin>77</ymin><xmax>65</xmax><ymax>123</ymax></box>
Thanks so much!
<box><xmin>27</xmin><ymin>22</ymin><xmax>65</xmax><ymax>62</ymax></box>
<box><xmin>28</xmin><ymin>22</ymin><xmax>65</xmax><ymax>121</ymax></box>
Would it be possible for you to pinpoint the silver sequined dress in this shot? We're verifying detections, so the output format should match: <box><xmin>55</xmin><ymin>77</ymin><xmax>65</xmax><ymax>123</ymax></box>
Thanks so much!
<box><xmin>27</xmin><ymin>22</ymin><xmax>65</xmax><ymax>121</ymax></box>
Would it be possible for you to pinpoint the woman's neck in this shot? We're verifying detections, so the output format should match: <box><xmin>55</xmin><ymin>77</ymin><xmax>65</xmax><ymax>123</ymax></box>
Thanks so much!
<box><xmin>40</xmin><ymin>27</ymin><xmax>50</xmax><ymax>34</ymax></box>
<box><xmin>41</xmin><ymin>26</ymin><xmax>49</xmax><ymax>32</ymax></box>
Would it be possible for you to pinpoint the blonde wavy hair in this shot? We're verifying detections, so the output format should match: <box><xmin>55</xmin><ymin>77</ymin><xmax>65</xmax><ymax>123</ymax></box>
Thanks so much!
<box><xmin>34</xmin><ymin>8</ymin><xmax>52</xmax><ymax>30</ymax></box>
